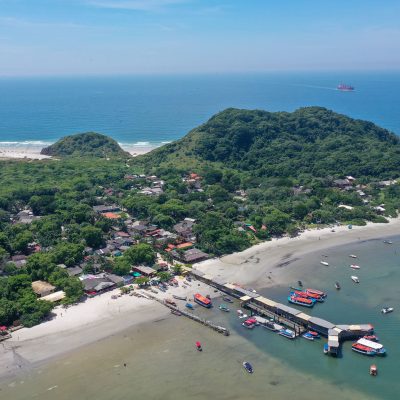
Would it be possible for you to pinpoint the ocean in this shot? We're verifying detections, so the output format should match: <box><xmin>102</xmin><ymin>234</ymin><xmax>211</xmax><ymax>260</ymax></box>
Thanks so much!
<box><xmin>1</xmin><ymin>236</ymin><xmax>399</xmax><ymax>399</ymax></box>
<box><xmin>0</xmin><ymin>72</ymin><xmax>400</xmax><ymax>151</ymax></box>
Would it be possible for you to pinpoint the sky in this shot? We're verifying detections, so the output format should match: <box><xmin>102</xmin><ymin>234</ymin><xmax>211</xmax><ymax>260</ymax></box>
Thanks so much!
<box><xmin>0</xmin><ymin>0</ymin><xmax>399</xmax><ymax>76</ymax></box>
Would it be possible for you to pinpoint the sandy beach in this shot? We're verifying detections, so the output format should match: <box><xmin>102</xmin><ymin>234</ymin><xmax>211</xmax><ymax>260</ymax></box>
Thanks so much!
<box><xmin>1</xmin><ymin>218</ymin><xmax>399</xmax><ymax>381</ymax></box>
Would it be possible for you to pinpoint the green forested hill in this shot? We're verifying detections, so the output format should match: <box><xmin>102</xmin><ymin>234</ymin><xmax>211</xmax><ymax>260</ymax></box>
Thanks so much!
<box><xmin>41</xmin><ymin>132</ymin><xmax>130</xmax><ymax>158</ymax></box>
<box><xmin>139</xmin><ymin>107</ymin><xmax>400</xmax><ymax>180</ymax></box>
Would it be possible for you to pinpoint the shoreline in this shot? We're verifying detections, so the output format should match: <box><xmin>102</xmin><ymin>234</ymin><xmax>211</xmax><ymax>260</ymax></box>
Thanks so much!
<box><xmin>1</xmin><ymin>218</ymin><xmax>399</xmax><ymax>381</ymax></box>
<box><xmin>0</xmin><ymin>143</ymin><xmax>159</xmax><ymax>159</ymax></box>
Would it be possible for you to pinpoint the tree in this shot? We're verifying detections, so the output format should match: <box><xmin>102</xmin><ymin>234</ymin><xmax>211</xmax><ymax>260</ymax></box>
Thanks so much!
<box><xmin>112</xmin><ymin>257</ymin><xmax>132</xmax><ymax>276</ymax></box>
<box><xmin>80</xmin><ymin>226</ymin><xmax>104</xmax><ymax>248</ymax></box>
<box><xmin>51</xmin><ymin>242</ymin><xmax>84</xmax><ymax>267</ymax></box>
<box><xmin>12</xmin><ymin>231</ymin><xmax>33</xmax><ymax>253</ymax></box>
<box><xmin>124</xmin><ymin>243</ymin><xmax>155</xmax><ymax>266</ymax></box>
<box><xmin>157</xmin><ymin>271</ymin><xmax>171</xmax><ymax>282</ymax></box>
<box><xmin>135</xmin><ymin>277</ymin><xmax>149</xmax><ymax>287</ymax></box>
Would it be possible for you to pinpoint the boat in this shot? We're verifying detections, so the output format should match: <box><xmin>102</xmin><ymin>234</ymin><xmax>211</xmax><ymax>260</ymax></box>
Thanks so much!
<box><xmin>383</xmin><ymin>240</ymin><xmax>393</xmax><ymax>244</ymax></box>
<box><xmin>195</xmin><ymin>341</ymin><xmax>202</xmax><ymax>351</ymax></box>
<box><xmin>307</xmin><ymin>331</ymin><xmax>320</xmax><ymax>339</ymax></box>
<box><xmin>302</xmin><ymin>332</ymin><xmax>315</xmax><ymax>341</ymax></box>
<box><xmin>185</xmin><ymin>302</ymin><xmax>194</xmax><ymax>310</ymax></box>
<box><xmin>370</xmin><ymin>364</ymin><xmax>378</xmax><ymax>376</ymax></box>
<box><xmin>242</xmin><ymin>319</ymin><xmax>255</xmax><ymax>329</ymax></box>
<box><xmin>337</xmin><ymin>83</ymin><xmax>355</xmax><ymax>91</ymax></box>
<box><xmin>349</xmin><ymin>254</ymin><xmax>358</xmax><ymax>258</ymax></box>
<box><xmin>298</xmin><ymin>280</ymin><xmax>303</xmax><ymax>287</ymax></box>
<box><xmin>381</xmin><ymin>307</ymin><xmax>394</xmax><ymax>314</ymax></box>
<box><xmin>357</xmin><ymin>338</ymin><xmax>386</xmax><ymax>356</ymax></box>
<box><xmin>352</xmin><ymin>343</ymin><xmax>376</xmax><ymax>356</ymax></box>
<box><xmin>194</xmin><ymin>293</ymin><xmax>212</xmax><ymax>308</ymax></box>
<box><xmin>323</xmin><ymin>343</ymin><xmax>329</xmax><ymax>354</ymax></box>
<box><xmin>171</xmin><ymin>309</ymin><xmax>182</xmax><ymax>316</ymax></box>
<box><xmin>165</xmin><ymin>298</ymin><xmax>177</xmax><ymax>306</ymax></box>
<box><xmin>288</xmin><ymin>295</ymin><xmax>315</xmax><ymax>308</ymax></box>
<box><xmin>223</xmin><ymin>296</ymin><xmax>234</xmax><ymax>303</ymax></box>
<box><xmin>306</xmin><ymin>288</ymin><xmax>327</xmax><ymax>298</ymax></box>
<box><xmin>291</xmin><ymin>290</ymin><xmax>324</xmax><ymax>302</ymax></box>
<box><xmin>257</xmin><ymin>317</ymin><xmax>283</xmax><ymax>332</ymax></box>
<box><xmin>219</xmin><ymin>304</ymin><xmax>230</xmax><ymax>312</ymax></box>
<box><xmin>335</xmin><ymin>282</ymin><xmax>341</xmax><ymax>290</ymax></box>
<box><xmin>172</xmin><ymin>295</ymin><xmax>186</xmax><ymax>301</ymax></box>
<box><xmin>320</xmin><ymin>261</ymin><xmax>329</xmax><ymax>266</ymax></box>
<box><xmin>363</xmin><ymin>335</ymin><xmax>379</xmax><ymax>342</ymax></box>
<box><xmin>243</xmin><ymin>361</ymin><xmax>253</xmax><ymax>373</ymax></box>
<box><xmin>351</xmin><ymin>276</ymin><xmax>360</xmax><ymax>283</ymax></box>
<box><xmin>278</xmin><ymin>328</ymin><xmax>296</xmax><ymax>339</ymax></box>
<box><xmin>350</xmin><ymin>264</ymin><xmax>361</xmax><ymax>269</ymax></box>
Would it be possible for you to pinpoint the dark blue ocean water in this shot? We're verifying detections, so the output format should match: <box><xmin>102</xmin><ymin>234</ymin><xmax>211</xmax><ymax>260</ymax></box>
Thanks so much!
<box><xmin>0</xmin><ymin>72</ymin><xmax>399</xmax><ymax>147</ymax></box>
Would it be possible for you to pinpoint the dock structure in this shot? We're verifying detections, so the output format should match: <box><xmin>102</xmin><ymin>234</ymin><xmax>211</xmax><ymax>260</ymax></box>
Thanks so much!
<box><xmin>190</xmin><ymin>269</ymin><xmax>374</xmax><ymax>355</ymax></box>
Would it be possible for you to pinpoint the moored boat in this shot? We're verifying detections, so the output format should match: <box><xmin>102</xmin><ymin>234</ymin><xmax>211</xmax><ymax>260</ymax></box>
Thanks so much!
<box><xmin>291</xmin><ymin>290</ymin><xmax>324</xmax><ymax>302</ymax></box>
<box><xmin>323</xmin><ymin>343</ymin><xmax>329</xmax><ymax>354</ymax></box>
<box><xmin>370</xmin><ymin>364</ymin><xmax>377</xmax><ymax>376</ymax></box>
<box><xmin>223</xmin><ymin>296</ymin><xmax>233</xmax><ymax>303</ymax></box>
<box><xmin>278</xmin><ymin>328</ymin><xmax>296</xmax><ymax>339</ymax></box>
<box><xmin>349</xmin><ymin>254</ymin><xmax>358</xmax><ymax>258</ymax></box>
<box><xmin>351</xmin><ymin>276</ymin><xmax>360</xmax><ymax>283</ymax></box>
<box><xmin>350</xmin><ymin>264</ymin><xmax>361</xmax><ymax>269</ymax></box>
<box><xmin>383</xmin><ymin>240</ymin><xmax>393</xmax><ymax>244</ymax></box>
<box><xmin>363</xmin><ymin>335</ymin><xmax>379</xmax><ymax>342</ymax></box>
<box><xmin>172</xmin><ymin>294</ymin><xmax>186</xmax><ymax>301</ymax></box>
<box><xmin>298</xmin><ymin>280</ymin><xmax>303</xmax><ymax>287</ymax></box>
<box><xmin>185</xmin><ymin>302</ymin><xmax>194</xmax><ymax>310</ymax></box>
<box><xmin>306</xmin><ymin>288</ymin><xmax>327</xmax><ymax>298</ymax></box>
<box><xmin>171</xmin><ymin>309</ymin><xmax>182</xmax><ymax>316</ymax></box>
<box><xmin>302</xmin><ymin>332</ymin><xmax>315</xmax><ymax>341</ymax></box>
<box><xmin>352</xmin><ymin>343</ymin><xmax>376</xmax><ymax>356</ymax></box>
<box><xmin>194</xmin><ymin>293</ymin><xmax>212</xmax><ymax>308</ymax></box>
<box><xmin>381</xmin><ymin>306</ymin><xmax>394</xmax><ymax>314</ymax></box>
<box><xmin>195</xmin><ymin>341</ymin><xmax>202</xmax><ymax>351</ymax></box>
<box><xmin>219</xmin><ymin>304</ymin><xmax>230</xmax><ymax>312</ymax></box>
<box><xmin>307</xmin><ymin>331</ymin><xmax>320</xmax><ymax>339</ymax></box>
<box><xmin>165</xmin><ymin>298</ymin><xmax>177</xmax><ymax>306</ymax></box>
<box><xmin>320</xmin><ymin>261</ymin><xmax>329</xmax><ymax>266</ymax></box>
<box><xmin>335</xmin><ymin>282</ymin><xmax>341</xmax><ymax>290</ymax></box>
<box><xmin>242</xmin><ymin>319</ymin><xmax>255</xmax><ymax>329</ymax></box>
<box><xmin>357</xmin><ymin>338</ymin><xmax>386</xmax><ymax>356</ymax></box>
<box><xmin>243</xmin><ymin>361</ymin><xmax>253</xmax><ymax>373</ymax></box>
<box><xmin>288</xmin><ymin>295</ymin><xmax>315</xmax><ymax>308</ymax></box>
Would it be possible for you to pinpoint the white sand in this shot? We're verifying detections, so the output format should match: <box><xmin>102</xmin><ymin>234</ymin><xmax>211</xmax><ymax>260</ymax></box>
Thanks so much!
<box><xmin>0</xmin><ymin>278</ymin><xmax>215</xmax><ymax>379</ymax></box>
<box><xmin>193</xmin><ymin>218</ymin><xmax>400</xmax><ymax>289</ymax></box>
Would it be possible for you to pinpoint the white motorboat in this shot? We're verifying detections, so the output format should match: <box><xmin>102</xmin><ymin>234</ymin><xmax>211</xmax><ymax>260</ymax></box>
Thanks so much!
<box><xmin>349</xmin><ymin>254</ymin><xmax>358</xmax><ymax>258</ymax></box>
<box><xmin>320</xmin><ymin>261</ymin><xmax>329</xmax><ymax>266</ymax></box>
<box><xmin>381</xmin><ymin>307</ymin><xmax>394</xmax><ymax>314</ymax></box>
<box><xmin>350</xmin><ymin>264</ymin><xmax>361</xmax><ymax>269</ymax></box>
<box><xmin>351</xmin><ymin>276</ymin><xmax>360</xmax><ymax>283</ymax></box>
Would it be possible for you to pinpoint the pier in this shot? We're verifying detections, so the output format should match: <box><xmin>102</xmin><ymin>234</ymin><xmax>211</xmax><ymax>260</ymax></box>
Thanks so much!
<box><xmin>144</xmin><ymin>292</ymin><xmax>230</xmax><ymax>336</ymax></box>
<box><xmin>189</xmin><ymin>270</ymin><xmax>374</xmax><ymax>355</ymax></box>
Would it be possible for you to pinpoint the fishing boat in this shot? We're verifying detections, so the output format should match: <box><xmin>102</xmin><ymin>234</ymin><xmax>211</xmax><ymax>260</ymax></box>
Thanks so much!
<box><xmin>223</xmin><ymin>296</ymin><xmax>234</xmax><ymax>303</ymax></box>
<box><xmin>242</xmin><ymin>319</ymin><xmax>255</xmax><ymax>329</ymax></box>
<box><xmin>260</xmin><ymin>319</ymin><xmax>283</xmax><ymax>332</ymax></box>
<box><xmin>278</xmin><ymin>328</ymin><xmax>296</xmax><ymax>339</ymax></box>
<box><xmin>320</xmin><ymin>261</ymin><xmax>329</xmax><ymax>266</ymax></box>
<box><xmin>243</xmin><ymin>361</ymin><xmax>253</xmax><ymax>373</ymax></box>
<box><xmin>357</xmin><ymin>338</ymin><xmax>386</xmax><ymax>356</ymax></box>
<box><xmin>381</xmin><ymin>307</ymin><xmax>394</xmax><ymax>314</ymax></box>
<box><xmin>172</xmin><ymin>295</ymin><xmax>186</xmax><ymax>301</ymax></box>
<box><xmin>306</xmin><ymin>288</ymin><xmax>327</xmax><ymax>298</ymax></box>
<box><xmin>370</xmin><ymin>364</ymin><xmax>378</xmax><ymax>376</ymax></box>
<box><xmin>291</xmin><ymin>290</ymin><xmax>324</xmax><ymax>302</ymax></box>
<box><xmin>307</xmin><ymin>331</ymin><xmax>320</xmax><ymax>339</ymax></box>
<box><xmin>288</xmin><ymin>295</ymin><xmax>315</xmax><ymax>307</ymax></box>
<box><xmin>194</xmin><ymin>293</ymin><xmax>212</xmax><ymax>308</ymax></box>
<box><xmin>383</xmin><ymin>240</ymin><xmax>393</xmax><ymax>244</ymax></box>
<box><xmin>185</xmin><ymin>302</ymin><xmax>194</xmax><ymax>310</ymax></box>
<box><xmin>219</xmin><ymin>304</ymin><xmax>230</xmax><ymax>312</ymax></box>
<box><xmin>337</xmin><ymin>83</ymin><xmax>355</xmax><ymax>91</ymax></box>
<box><xmin>352</xmin><ymin>343</ymin><xmax>376</xmax><ymax>356</ymax></box>
<box><xmin>350</xmin><ymin>264</ymin><xmax>361</xmax><ymax>269</ymax></box>
<box><xmin>302</xmin><ymin>332</ymin><xmax>315</xmax><ymax>341</ymax></box>
<box><xmin>195</xmin><ymin>341</ymin><xmax>202</xmax><ymax>351</ymax></box>
<box><xmin>351</xmin><ymin>276</ymin><xmax>360</xmax><ymax>283</ymax></box>
<box><xmin>363</xmin><ymin>335</ymin><xmax>379</xmax><ymax>342</ymax></box>
<box><xmin>165</xmin><ymin>298</ymin><xmax>177</xmax><ymax>306</ymax></box>
<box><xmin>349</xmin><ymin>254</ymin><xmax>358</xmax><ymax>259</ymax></box>
<box><xmin>171</xmin><ymin>309</ymin><xmax>182</xmax><ymax>316</ymax></box>
<box><xmin>335</xmin><ymin>282</ymin><xmax>341</xmax><ymax>290</ymax></box>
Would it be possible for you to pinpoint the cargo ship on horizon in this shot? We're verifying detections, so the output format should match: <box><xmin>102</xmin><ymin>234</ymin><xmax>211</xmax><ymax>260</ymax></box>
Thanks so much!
<box><xmin>337</xmin><ymin>83</ymin><xmax>355</xmax><ymax>91</ymax></box>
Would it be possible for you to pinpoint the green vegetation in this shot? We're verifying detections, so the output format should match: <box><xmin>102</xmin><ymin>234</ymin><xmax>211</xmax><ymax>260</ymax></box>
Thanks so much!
<box><xmin>2</xmin><ymin>107</ymin><xmax>400</xmax><ymax>328</ymax></box>
<box><xmin>40</xmin><ymin>132</ymin><xmax>130</xmax><ymax>159</ymax></box>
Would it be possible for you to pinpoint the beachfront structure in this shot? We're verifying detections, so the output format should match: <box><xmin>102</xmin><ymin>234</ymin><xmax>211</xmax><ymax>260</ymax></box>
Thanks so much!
<box><xmin>38</xmin><ymin>290</ymin><xmax>66</xmax><ymax>303</ymax></box>
<box><xmin>190</xmin><ymin>269</ymin><xmax>374</xmax><ymax>355</ymax></box>
<box><xmin>31</xmin><ymin>280</ymin><xmax>56</xmax><ymax>297</ymax></box>
<box><xmin>132</xmin><ymin>265</ymin><xmax>157</xmax><ymax>277</ymax></box>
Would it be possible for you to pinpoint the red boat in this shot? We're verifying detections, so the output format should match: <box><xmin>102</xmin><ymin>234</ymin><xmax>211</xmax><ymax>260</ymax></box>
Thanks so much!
<box><xmin>194</xmin><ymin>293</ymin><xmax>212</xmax><ymax>308</ymax></box>
<box><xmin>352</xmin><ymin>343</ymin><xmax>376</xmax><ymax>356</ymax></box>
<box><xmin>195</xmin><ymin>341</ymin><xmax>202</xmax><ymax>351</ymax></box>
<box><xmin>306</xmin><ymin>288</ymin><xmax>327</xmax><ymax>298</ymax></box>
<box><xmin>363</xmin><ymin>335</ymin><xmax>379</xmax><ymax>342</ymax></box>
<box><xmin>292</xmin><ymin>290</ymin><xmax>322</xmax><ymax>301</ymax></box>
<box><xmin>337</xmin><ymin>83</ymin><xmax>355</xmax><ymax>91</ymax></box>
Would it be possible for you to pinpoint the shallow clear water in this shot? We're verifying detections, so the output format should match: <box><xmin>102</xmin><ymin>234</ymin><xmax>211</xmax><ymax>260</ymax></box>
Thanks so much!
<box><xmin>1</xmin><ymin>236</ymin><xmax>399</xmax><ymax>399</ymax></box>
<box><xmin>0</xmin><ymin>72</ymin><xmax>399</xmax><ymax>147</ymax></box>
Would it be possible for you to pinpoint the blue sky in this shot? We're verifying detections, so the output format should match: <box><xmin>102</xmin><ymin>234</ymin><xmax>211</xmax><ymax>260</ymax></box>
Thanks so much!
<box><xmin>0</xmin><ymin>0</ymin><xmax>399</xmax><ymax>76</ymax></box>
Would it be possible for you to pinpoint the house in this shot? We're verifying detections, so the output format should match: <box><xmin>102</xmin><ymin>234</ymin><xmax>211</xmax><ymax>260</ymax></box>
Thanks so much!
<box><xmin>93</xmin><ymin>205</ymin><xmax>121</xmax><ymax>214</ymax></box>
<box><xmin>102</xmin><ymin>212</ymin><xmax>121</xmax><ymax>220</ymax></box>
<box><xmin>81</xmin><ymin>277</ymin><xmax>115</xmax><ymax>296</ymax></box>
<box><xmin>11</xmin><ymin>255</ymin><xmax>27</xmax><ymax>269</ymax></box>
<box><xmin>66</xmin><ymin>266</ymin><xmax>83</xmax><ymax>277</ymax></box>
<box><xmin>377</xmin><ymin>180</ymin><xmax>397</xmax><ymax>187</ymax></box>
<box><xmin>39</xmin><ymin>291</ymin><xmax>66</xmax><ymax>303</ymax></box>
<box><xmin>16</xmin><ymin>210</ymin><xmax>40</xmax><ymax>224</ymax></box>
<box><xmin>171</xmin><ymin>248</ymin><xmax>208</xmax><ymax>263</ymax></box>
<box><xmin>107</xmin><ymin>273</ymin><xmax>125</xmax><ymax>286</ymax></box>
<box><xmin>333</xmin><ymin>179</ymin><xmax>351</xmax><ymax>189</ymax></box>
<box><xmin>173</xmin><ymin>218</ymin><xmax>196</xmax><ymax>241</ymax></box>
<box><xmin>32</xmin><ymin>280</ymin><xmax>56</xmax><ymax>297</ymax></box>
<box><xmin>132</xmin><ymin>265</ymin><xmax>157</xmax><ymax>277</ymax></box>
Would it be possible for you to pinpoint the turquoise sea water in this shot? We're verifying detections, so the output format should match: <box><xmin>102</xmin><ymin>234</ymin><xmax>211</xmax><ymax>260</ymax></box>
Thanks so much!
<box><xmin>1</xmin><ymin>236</ymin><xmax>399</xmax><ymax>399</ymax></box>
<box><xmin>0</xmin><ymin>72</ymin><xmax>399</xmax><ymax>148</ymax></box>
